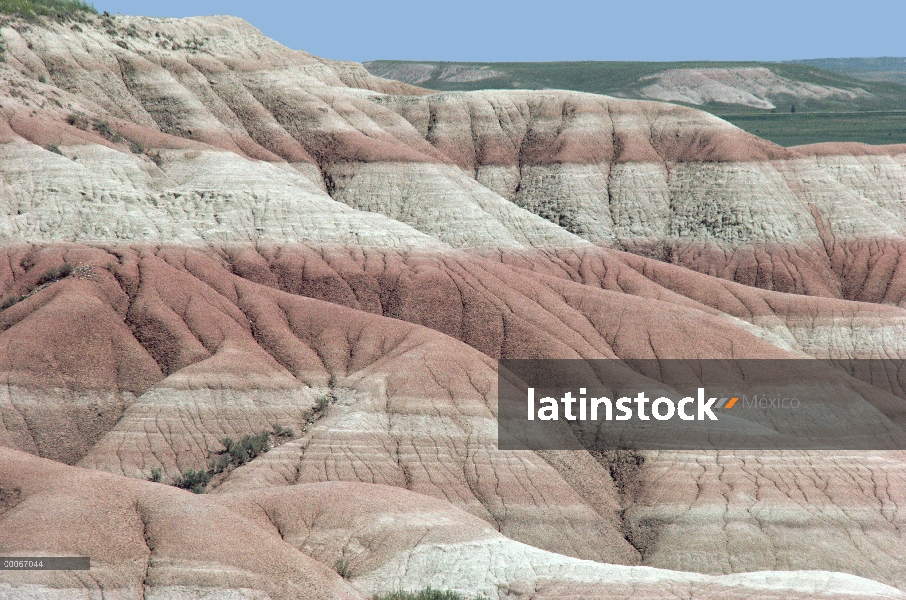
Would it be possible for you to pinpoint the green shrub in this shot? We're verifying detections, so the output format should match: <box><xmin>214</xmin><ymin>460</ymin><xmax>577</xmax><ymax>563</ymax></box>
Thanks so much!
<box><xmin>34</xmin><ymin>263</ymin><xmax>72</xmax><ymax>286</ymax></box>
<box><xmin>38</xmin><ymin>75</ymin><xmax>46</xmax><ymax>83</ymax></box>
<box><xmin>0</xmin><ymin>0</ymin><xmax>97</xmax><ymax>20</ymax></box>
<box><xmin>148</xmin><ymin>467</ymin><xmax>161</xmax><ymax>483</ymax></box>
<box><xmin>239</xmin><ymin>431</ymin><xmax>271</xmax><ymax>462</ymax></box>
<box><xmin>373</xmin><ymin>589</ymin><xmax>471</xmax><ymax>600</ymax></box>
<box><xmin>45</xmin><ymin>144</ymin><xmax>61</xmax><ymax>154</ymax></box>
<box><xmin>334</xmin><ymin>557</ymin><xmax>352</xmax><ymax>579</ymax></box>
<box><xmin>173</xmin><ymin>468</ymin><xmax>211</xmax><ymax>494</ymax></box>
<box><xmin>0</xmin><ymin>263</ymin><xmax>73</xmax><ymax>310</ymax></box>
<box><xmin>218</xmin><ymin>431</ymin><xmax>271</xmax><ymax>469</ymax></box>
<box><xmin>272</xmin><ymin>424</ymin><xmax>295</xmax><ymax>439</ymax></box>
<box><xmin>129</xmin><ymin>140</ymin><xmax>143</xmax><ymax>154</ymax></box>
<box><xmin>169</xmin><ymin>427</ymin><xmax>292</xmax><ymax>494</ymax></box>
<box><xmin>67</xmin><ymin>112</ymin><xmax>89</xmax><ymax>130</ymax></box>
<box><xmin>92</xmin><ymin>119</ymin><xmax>123</xmax><ymax>143</ymax></box>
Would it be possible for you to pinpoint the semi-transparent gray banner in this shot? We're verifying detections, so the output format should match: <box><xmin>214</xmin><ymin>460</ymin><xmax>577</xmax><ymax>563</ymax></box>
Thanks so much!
<box><xmin>498</xmin><ymin>359</ymin><xmax>906</xmax><ymax>450</ymax></box>
<box><xmin>0</xmin><ymin>557</ymin><xmax>90</xmax><ymax>570</ymax></box>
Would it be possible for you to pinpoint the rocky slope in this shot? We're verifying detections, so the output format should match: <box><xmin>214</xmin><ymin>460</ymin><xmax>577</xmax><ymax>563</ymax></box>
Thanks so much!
<box><xmin>1</xmin><ymin>11</ymin><xmax>906</xmax><ymax>600</ymax></box>
<box><xmin>637</xmin><ymin>66</ymin><xmax>870</xmax><ymax>109</ymax></box>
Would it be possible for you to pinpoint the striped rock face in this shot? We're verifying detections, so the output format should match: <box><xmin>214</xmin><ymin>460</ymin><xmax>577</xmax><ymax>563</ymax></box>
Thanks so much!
<box><xmin>1</xmin><ymin>12</ymin><xmax>906</xmax><ymax>600</ymax></box>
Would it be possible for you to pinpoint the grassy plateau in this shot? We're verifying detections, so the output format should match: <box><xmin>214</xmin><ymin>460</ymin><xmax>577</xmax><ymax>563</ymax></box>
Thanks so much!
<box><xmin>365</xmin><ymin>59</ymin><xmax>906</xmax><ymax>147</ymax></box>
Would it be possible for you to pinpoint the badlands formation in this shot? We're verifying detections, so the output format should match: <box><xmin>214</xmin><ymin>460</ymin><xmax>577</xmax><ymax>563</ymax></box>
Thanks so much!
<box><xmin>1</xmin><ymin>10</ymin><xmax>906</xmax><ymax>600</ymax></box>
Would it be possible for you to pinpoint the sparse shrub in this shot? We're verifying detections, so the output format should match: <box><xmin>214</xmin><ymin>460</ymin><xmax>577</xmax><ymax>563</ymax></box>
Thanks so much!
<box><xmin>92</xmin><ymin>119</ymin><xmax>123</xmax><ymax>143</ymax></box>
<box><xmin>0</xmin><ymin>0</ymin><xmax>97</xmax><ymax>20</ymax></box>
<box><xmin>238</xmin><ymin>431</ymin><xmax>270</xmax><ymax>462</ymax></box>
<box><xmin>45</xmin><ymin>144</ymin><xmax>61</xmax><ymax>155</ymax></box>
<box><xmin>38</xmin><ymin>75</ymin><xmax>46</xmax><ymax>83</ymax></box>
<box><xmin>173</xmin><ymin>468</ymin><xmax>211</xmax><ymax>494</ymax></box>
<box><xmin>209</xmin><ymin>452</ymin><xmax>230</xmax><ymax>473</ymax></box>
<box><xmin>372</xmin><ymin>589</ymin><xmax>472</xmax><ymax>600</ymax></box>
<box><xmin>34</xmin><ymin>262</ymin><xmax>73</xmax><ymax>286</ymax></box>
<box><xmin>334</xmin><ymin>557</ymin><xmax>352</xmax><ymax>579</ymax></box>
<box><xmin>315</xmin><ymin>394</ymin><xmax>331</xmax><ymax>412</ymax></box>
<box><xmin>217</xmin><ymin>430</ymin><xmax>271</xmax><ymax>469</ymax></box>
<box><xmin>184</xmin><ymin>35</ymin><xmax>206</xmax><ymax>51</ymax></box>
<box><xmin>148</xmin><ymin>467</ymin><xmax>161</xmax><ymax>483</ymax></box>
<box><xmin>0</xmin><ymin>296</ymin><xmax>18</xmax><ymax>310</ymax></box>
<box><xmin>148</xmin><ymin>151</ymin><xmax>163</xmax><ymax>167</ymax></box>
<box><xmin>67</xmin><ymin>112</ymin><xmax>89</xmax><ymax>130</ymax></box>
<box><xmin>272</xmin><ymin>424</ymin><xmax>295</xmax><ymax>439</ymax></box>
<box><xmin>168</xmin><ymin>427</ymin><xmax>294</xmax><ymax>494</ymax></box>
<box><xmin>129</xmin><ymin>140</ymin><xmax>143</xmax><ymax>154</ymax></box>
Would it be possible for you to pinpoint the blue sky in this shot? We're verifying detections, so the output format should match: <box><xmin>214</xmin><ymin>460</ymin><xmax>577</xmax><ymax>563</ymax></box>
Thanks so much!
<box><xmin>97</xmin><ymin>1</ymin><xmax>905</xmax><ymax>63</ymax></box>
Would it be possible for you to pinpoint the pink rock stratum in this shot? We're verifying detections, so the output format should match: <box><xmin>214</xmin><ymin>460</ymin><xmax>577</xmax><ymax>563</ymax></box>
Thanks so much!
<box><xmin>1</xmin><ymin>10</ymin><xmax>906</xmax><ymax>600</ymax></box>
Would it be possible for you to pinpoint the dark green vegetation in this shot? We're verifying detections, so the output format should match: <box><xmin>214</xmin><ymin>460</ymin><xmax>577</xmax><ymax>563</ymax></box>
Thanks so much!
<box><xmin>0</xmin><ymin>263</ymin><xmax>73</xmax><ymax>310</ymax></box>
<box><xmin>212</xmin><ymin>431</ymin><xmax>272</xmax><ymax>472</ymax></box>
<box><xmin>365</xmin><ymin>60</ymin><xmax>906</xmax><ymax>111</ymax></box>
<box><xmin>172</xmin><ymin>469</ymin><xmax>211</xmax><ymax>494</ymax></box>
<box><xmin>151</xmin><ymin>423</ymin><xmax>302</xmax><ymax>493</ymax></box>
<box><xmin>373</xmin><ymin>589</ymin><xmax>482</xmax><ymax>600</ymax></box>
<box><xmin>0</xmin><ymin>0</ymin><xmax>95</xmax><ymax>20</ymax></box>
<box><xmin>366</xmin><ymin>59</ymin><xmax>906</xmax><ymax>146</ymax></box>
<box><xmin>334</xmin><ymin>558</ymin><xmax>353</xmax><ymax>579</ymax></box>
<box><xmin>92</xmin><ymin>119</ymin><xmax>123</xmax><ymax>143</ymax></box>
<box><xmin>724</xmin><ymin>110</ymin><xmax>906</xmax><ymax>147</ymax></box>
<box><xmin>172</xmin><ymin>430</ymin><xmax>275</xmax><ymax>494</ymax></box>
<box><xmin>34</xmin><ymin>263</ymin><xmax>73</xmax><ymax>285</ymax></box>
<box><xmin>68</xmin><ymin>114</ymin><xmax>124</xmax><ymax>144</ymax></box>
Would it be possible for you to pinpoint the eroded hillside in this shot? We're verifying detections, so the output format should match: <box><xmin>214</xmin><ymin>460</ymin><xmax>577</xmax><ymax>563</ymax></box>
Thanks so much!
<box><xmin>1</xmin><ymin>11</ymin><xmax>906</xmax><ymax>600</ymax></box>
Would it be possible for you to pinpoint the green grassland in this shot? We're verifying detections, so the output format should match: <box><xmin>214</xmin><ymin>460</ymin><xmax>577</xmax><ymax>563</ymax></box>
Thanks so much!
<box><xmin>0</xmin><ymin>0</ymin><xmax>95</xmax><ymax>19</ymax></box>
<box><xmin>791</xmin><ymin>57</ymin><xmax>906</xmax><ymax>86</ymax></box>
<box><xmin>366</xmin><ymin>60</ymin><xmax>906</xmax><ymax>147</ymax></box>
<box><xmin>720</xmin><ymin>111</ymin><xmax>906</xmax><ymax>146</ymax></box>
